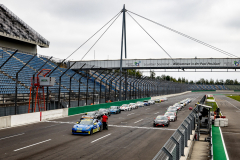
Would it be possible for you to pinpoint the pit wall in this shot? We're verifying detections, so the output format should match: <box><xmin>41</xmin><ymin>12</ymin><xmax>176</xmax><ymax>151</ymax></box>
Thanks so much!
<box><xmin>68</xmin><ymin>97</ymin><xmax>151</xmax><ymax>116</ymax></box>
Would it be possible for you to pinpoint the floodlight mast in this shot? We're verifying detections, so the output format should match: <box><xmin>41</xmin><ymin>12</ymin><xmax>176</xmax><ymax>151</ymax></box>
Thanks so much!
<box><xmin>119</xmin><ymin>4</ymin><xmax>127</xmax><ymax>101</ymax></box>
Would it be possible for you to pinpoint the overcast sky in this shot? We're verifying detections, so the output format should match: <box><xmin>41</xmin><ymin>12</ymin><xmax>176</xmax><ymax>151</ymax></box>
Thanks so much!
<box><xmin>2</xmin><ymin>0</ymin><xmax>240</xmax><ymax>82</ymax></box>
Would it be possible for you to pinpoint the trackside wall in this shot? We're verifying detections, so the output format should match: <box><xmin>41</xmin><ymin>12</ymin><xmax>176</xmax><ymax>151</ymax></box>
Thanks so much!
<box><xmin>68</xmin><ymin>97</ymin><xmax>151</xmax><ymax>116</ymax></box>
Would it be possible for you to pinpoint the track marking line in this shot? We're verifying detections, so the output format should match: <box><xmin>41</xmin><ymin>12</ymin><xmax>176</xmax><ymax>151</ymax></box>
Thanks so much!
<box><xmin>154</xmin><ymin>112</ymin><xmax>160</xmax><ymax>114</ymax></box>
<box><xmin>219</xmin><ymin>127</ymin><xmax>229</xmax><ymax>160</ymax></box>
<box><xmin>108</xmin><ymin>125</ymin><xmax>176</xmax><ymax>131</ymax></box>
<box><xmin>222</xmin><ymin>132</ymin><xmax>240</xmax><ymax>135</ymax></box>
<box><xmin>145</xmin><ymin>108</ymin><xmax>150</xmax><ymax>110</ymax></box>
<box><xmin>14</xmin><ymin>139</ymin><xmax>51</xmax><ymax>152</ymax></box>
<box><xmin>121</xmin><ymin>122</ymin><xmax>127</xmax><ymax>124</ymax></box>
<box><xmin>127</xmin><ymin>113</ymin><xmax>135</xmax><ymax>116</ymax></box>
<box><xmin>134</xmin><ymin>119</ymin><xmax>144</xmax><ymax>124</ymax></box>
<box><xmin>44</xmin><ymin>120</ymin><xmax>75</xmax><ymax>124</ymax></box>
<box><xmin>225</xmin><ymin>100</ymin><xmax>240</xmax><ymax>111</ymax></box>
<box><xmin>91</xmin><ymin>134</ymin><xmax>111</xmax><ymax>143</ymax></box>
<box><xmin>0</xmin><ymin>133</ymin><xmax>25</xmax><ymax>141</ymax></box>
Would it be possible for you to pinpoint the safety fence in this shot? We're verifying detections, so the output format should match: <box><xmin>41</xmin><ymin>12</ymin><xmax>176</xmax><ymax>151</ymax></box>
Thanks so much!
<box><xmin>152</xmin><ymin>95</ymin><xmax>206</xmax><ymax>160</ymax></box>
<box><xmin>68</xmin><ymin>97</ymin><xmax>151</xmax><ymax>116</ymax></box>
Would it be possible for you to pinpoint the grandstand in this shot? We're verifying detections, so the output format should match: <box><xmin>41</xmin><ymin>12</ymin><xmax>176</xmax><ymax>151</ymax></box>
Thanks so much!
<box><xmin>189</xmin><ymin>84</ymin><xmax>229</xmax><ymax>91</ymax></box>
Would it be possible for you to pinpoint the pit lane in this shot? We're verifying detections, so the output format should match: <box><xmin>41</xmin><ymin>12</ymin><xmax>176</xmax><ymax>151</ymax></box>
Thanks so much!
<box><xmin>0</xmin><ymin>92</ymin><xmax>203</xmax><ymax>160</ymax></box>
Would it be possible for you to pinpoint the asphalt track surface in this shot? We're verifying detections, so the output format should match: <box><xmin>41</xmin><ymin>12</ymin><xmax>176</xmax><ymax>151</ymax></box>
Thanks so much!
<box><xmin>214</xmin><ymin>94</ymin><xmax>240</xmax><ymax>160</ymax></box>
<box><xmin>0</xmin><ymin>93</ymin><xmax>203</xmax><ymax>160</ymax></box>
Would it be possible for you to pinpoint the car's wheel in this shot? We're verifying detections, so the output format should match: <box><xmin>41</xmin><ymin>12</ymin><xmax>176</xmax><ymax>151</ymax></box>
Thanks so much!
<box><xmin>90</xmin><ymin>129</ymin><xmax>93</xmax><ymax>135</ymax></box>
<box><xmin>99</xmin><ymin>125</ymin><xmax>103</xmax><ymax>132</ymax></box>
<box><xmin>153</xmin><ymin>124</ymin><xmax>156</xmax><ymax>127</ymax></box>
<box><xmin>109</xmin><ymin>113</ymin><xmax>111</xmax><ymax>116</ymax></box>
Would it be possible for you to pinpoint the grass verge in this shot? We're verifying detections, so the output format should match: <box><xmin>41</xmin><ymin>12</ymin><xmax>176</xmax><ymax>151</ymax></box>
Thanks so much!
<box><xmin>227</xmin><ymin>95</ymin><xmax>240</xmax><ymax>102</ymax></box>
<box><xmin>207</xmin><ymin>97</ymin><xmax>214</xmax><ymax>99</ymax></box>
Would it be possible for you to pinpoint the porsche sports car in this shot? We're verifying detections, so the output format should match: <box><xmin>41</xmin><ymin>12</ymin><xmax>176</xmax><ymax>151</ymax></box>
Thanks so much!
<box><xmin>143</xmin><ymin>100</ymin><xmax>150</xmax><ymax>106</ymax></box>
<box><xmin>120</xmin><ymin>104</ymin><xmax>131</xmax><ymax>111</ymax></box>
<box><xmin>155</xmin><ymin>99</ymin><xmax>161</xmax><ymax>103</ymax></box>
<box><xmin>110</xmin><ymin>106</ymin><xmax>121</xmax><ymax>114</ymax></box>
<box><xmin>136</xmin><ymin>101</ymin><xmax>144</xmax><ymax>107</ymax></box>
<box><xmin>148</xmin><ymin>100</ymin><xmax>155</xmax><ymax>105</ymax></box>
<box><xmin>173</xmin><ymin>103</ymin><xmax>182</xmax><ymax>110</ymax></box>
<box><xmin>98</xmin><ymin>108</ymin><xmax>111</xmax><ymax>116</ymax></box>
<box><xmin>153</xmin><ymin>115</ymin><xmax>170</xmax><ymax>127</ymax></box>
<box><xmin>164</xmin><ymin>112</ymin><xmax>177</xmax><ymax>122</ymax></box>
<box><xmin>129</xmin><ymin>103</ymin><xmax>138</xmax><ymax>109</ymax></box>
<box><xmin>82</xmin><ymin>111</ymin><xmax>101</xmax><ymax>120</ymax></box>
<box><xmin>72</xmin><ymin>118</ymin><xmax>103</xmax><ymax>135</ymax></box>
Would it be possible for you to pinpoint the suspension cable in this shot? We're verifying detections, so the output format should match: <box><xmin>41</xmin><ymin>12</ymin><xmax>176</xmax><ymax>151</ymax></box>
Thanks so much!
<box><xmin>80</xmin><ymin>12</ymin><xmax>122</xmax><ymax>60</ymax></box>
<box><xmin>65</xmin><ymin>11</ymin><xmax>122</xmax><ymax>60</ymax></box>
<box><xmin>128</xmin><ymin>10</ymin><xmax>239</xmax><ymax>58</ymax></box>
<box><xmin>127</xmin><ymin>11</ymin><xmax>184</xmax><ymax>70</ymax></box>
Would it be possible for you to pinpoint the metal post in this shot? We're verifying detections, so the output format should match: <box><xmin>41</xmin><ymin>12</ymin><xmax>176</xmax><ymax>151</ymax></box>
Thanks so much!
<box><xmin>115</xmin><ymin>74</ymin><xmax>122</xmax><ymax>101</ymax></box>
<box><xmin>58</xmin><ymin>62</ymin><xmax>76</xmax><ymax>109</ymax></box>
<box><xmin>177</xmin><ymin>129</ymin><xmax>185</xmax><ymax>156</ymax></box>
<box><xmin>0</xmin><ymin>50</ymin><xmax>18</xmax><ymax>69</ymax></box>
<box><xmin>86</xmin><ymin>68</ymin><xmax>100</xmax><ymax>105</ymax></box>
<box><xmin>69</xmin><ymin>64</ymin><xmax>86</xmax><ymax>108</ymax></box>
<box><xmin>100</xmin><ymin>71</ymin><xmax>110</xmax><ymax>103</ymax></box>
<box><xmin>171</xmin><ymin>137</ymin><xmax>180</xmax><ymax>160</ymax></box>
<box><xmin>15</xmin><ymin>54</ymin><xmax>37</xmax><ymax>114</ymax></box>
<box><xmin>162</xmin><ymin>147</ymin><xmax>173</xmax><ymax>160</ymax></box>
<box><xmin>124</xmin><ymin>70</ymin><xmax>128</xmax><ymax>100</ymax></box>
<box><xmin>105</xmin><ymin>73</ymin><xmax>115</xmax><ymax>103</ymax></box>
<box><xmin>109</xmin><ymin>73</ymin><xmax>118</xmax><ymax>102</ymax></box>
<box><xmin>92</xmin><ymin>70</ymin><xmax>105</xmax><ymax>104</ymax></box>
<box><xmin>181</xmin><ymin>124</ymin><xmax>188</xmax><ymax>147</ymax></box>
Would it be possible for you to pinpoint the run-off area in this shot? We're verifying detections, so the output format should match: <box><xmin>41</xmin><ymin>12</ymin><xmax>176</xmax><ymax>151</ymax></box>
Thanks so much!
<box><xmin>0</xmin><ymin>93</ymin><xmax>202</xmax><ymax>160</ymax></box>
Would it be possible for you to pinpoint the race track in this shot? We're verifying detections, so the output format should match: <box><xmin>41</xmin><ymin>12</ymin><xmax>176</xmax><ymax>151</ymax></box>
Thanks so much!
<box><xmin>0</xmin><ymin>93</ymin><xmax>203</xmax><ymax>160</ymax></box>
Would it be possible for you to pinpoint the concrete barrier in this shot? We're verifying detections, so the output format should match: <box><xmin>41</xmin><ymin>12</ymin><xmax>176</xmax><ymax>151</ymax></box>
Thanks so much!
<box><xmin>0</xmin><ymin>116</ymin><xmax>11</xmax><ymax>129</ymax></box>
<box><xmin>151</xmin><ymin>91</ymin><xmax>191</xmax><ymax>100</ymax></box>
<box><xmin>41</xmin><ymin>108</ymin><xmax>68</xmax><ymax>121</ymax></box>
<box><xmin>11</xmin><ymin>112</ymin><xmax>40</xmax><ymax>127</ymax></box>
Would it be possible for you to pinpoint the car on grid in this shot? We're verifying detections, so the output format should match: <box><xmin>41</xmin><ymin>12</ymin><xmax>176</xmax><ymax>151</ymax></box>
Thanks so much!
<box><xmin>148</xmin><ymin>100</ymin><xmax>155</xmax><ymax>105</ymax></box>
<box><xmin>167</xmin><ymin>107</ymin><xmax>178</xmax><ymax>115</ymax></box>
<box><xmin>164</xmin><ymin>112</ymin><xmax>177</xmax><ymax>122</ymax></box>
<box><xmin>82</xmin><ymin>111</ymin><xmax>101</xmax><ymax>120</ymax></box>
<box><xmin>155</xmin><ymin>99</ymin><xmax>161</xmax><ymax>103</ymax></box>
<box><xmin>110</xmin><ymin>106</ymin><xmax>121</xmax><ymax>114</ymax></box>
<box><xmin>136</xmin><ymin>101</ymin><xmax>144</xmax><ymax>107</ymax></box>
<box><xmin>72</xmin><ymin>117</ymin><xmax>103</xmax><ymax>135</ymax></box>
<box><xmin>120</xmin><ymin>104</ymin><xmax>131</xmax><ymax>111</ymax></box>
<box><xmin>153</xmin><ymin>115</ymin><xmax>170</xmax><ymax>127</ymax></box>
<box><xmin>160</xmin><ymin>97</ymin><xmax>168</xmax><ymax>102</ymax></box>
<box><xmin>129</xmin><ymin>103</ymin><xmax>138</xmax><ymax>109</ymax></box>
<box><xmin>98</xmin><ymin>108</ymin><xmax>111</xmax><ymax>117</ymax></box>
<box><xmin>143</xmin><ymin>100</ymin><xmax>150</xmax><ymax>106</ymax></box>
<box><xmin>173</xmin><ymin>103</ymin><xmax>182</xmax><ymax>111</ymax></box>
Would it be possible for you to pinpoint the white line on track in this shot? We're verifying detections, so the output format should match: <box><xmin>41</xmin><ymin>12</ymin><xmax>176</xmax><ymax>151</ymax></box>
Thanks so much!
<box><xmin>222</xmin><ymin>132</ymin><xmax>240</xmax><ymax>135</ymax></box>
<box><xmin>14</xmin><ymin>139</ymin><xmax>51</xmax><ymax>152</ymax></box>
<box><xmin>134</xmin><ymin>119</ymin><xmax>144</xmax><ymax>124</ymax></box>
<box><xmin>145</xmin><ymin>108</ymin><xmax>150</xmax><ymax>110</ymax></box>
<box><xmin>44</xmin><ymin>120</ymin><xmax>75</xmax><ymax>124</ymax></box>
<box><xmin>91</xmin><ymin>134</ymin><xmax>111</xmax><ymax>143</ymax></box>
<box><xmin>127</xmin><ymin>113</ymin><xmax>135</xmax><ymax>116</ymax></box>
<box><xmin>225</xmin><ymin>100</ymin><xmax>240</xmax><ymax>111</ymax></box>
<box><xmin>108</xmin><ymin>125</ymin><xmax>176</xmax><ymax>131</ymax></box>
<box><xmin>0</xmin><ymin>133</ymin><xmax>25</xmax><ymax>141</ymax></box>
<box><xmin>154</xmin><ymin>112</ymin><xmax>159</xmax><ymax>114</ymax></box>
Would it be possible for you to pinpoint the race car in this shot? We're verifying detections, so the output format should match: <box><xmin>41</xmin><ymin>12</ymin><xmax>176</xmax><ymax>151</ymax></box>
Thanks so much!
<box><xmin>148</xmin><ymin>100</ymin><xmax>155</xmax><ymax>105</ymax></box>
<box><xmin>164</xmin><ymin>112</ymin><xmax>177</xmax><ymax>122</ymax></box>
<box><xmin>98</xmin><ymin>108</ymin><xmax>111</xmax><ymax>116</ymax></box>
<box><xmin>82</xmin><ymin>111</ymin><xmax>101</xmax><ymax>120</ymax></box>
<box><xmin>143</xmin><ymin>100</ymin><xmax>150</xmax><ymax>106</ymax></box>
<box><xmin>136</xmin><ymin>101</ymin><xmax>144</xmax><ymax>107</ymax></box>
<box><xmin>72</xmin><ymin>117</ymin><xmax>103</xmax><ymax>135</ymax></box>
<box><xmin>153</xmin><ymin>115</ymin><xmax>170</xmax><ymax>127</ymax></box>
<box><xmin>120</xmin><ymin>104</ymin><xmax>131</xmax><ymax>111</ymax></box>
<box><xmin>110</xmin><ymin>106</ymin><xmax>121</xmax><ymax>114</ymax></box>
<box><xmin>129</xmin><ymin>103</ymin><xmax>138</xmax><ymax>109</ymax></box>
<box><xmin>155</xmin><ymin>99</ymin><xmax>161</xmax><ymax>103</ymax></box>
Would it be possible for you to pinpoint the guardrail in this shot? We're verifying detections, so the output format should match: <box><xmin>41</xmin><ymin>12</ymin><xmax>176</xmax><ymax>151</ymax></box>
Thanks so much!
<box><xmin>153</xmin><ymin>95</ymin><xmax>206</xmax><ymax>160</ymax></box>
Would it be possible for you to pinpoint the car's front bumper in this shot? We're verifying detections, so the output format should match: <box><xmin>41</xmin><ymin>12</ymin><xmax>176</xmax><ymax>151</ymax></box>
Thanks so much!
<box><xmin>72</xmin><ymin>129</ymin><xmax>91</xmax><ymax>135</ymax></box>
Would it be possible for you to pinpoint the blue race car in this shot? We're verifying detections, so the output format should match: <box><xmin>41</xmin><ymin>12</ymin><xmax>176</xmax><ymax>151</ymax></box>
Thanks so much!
<box><xmin>110</xmin><ymin>106</ymin><xmax>121</xmax><ymax>114</ymax></box>
<box><xmin>72</xmin><ymin>117</ymin><xmax>103</xmax><ymax>135</ymax></box>
<box><xmin>143</xmin><ymin>100</ymin><xmax>150</xmax><ymax>106</ymax></box>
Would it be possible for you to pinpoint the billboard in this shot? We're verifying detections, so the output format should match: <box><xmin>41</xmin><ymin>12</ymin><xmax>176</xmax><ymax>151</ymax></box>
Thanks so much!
<box><xmin>70</xmin><ymin>58</ymin><xmax>240</xmax><ymax>70</ymax></box>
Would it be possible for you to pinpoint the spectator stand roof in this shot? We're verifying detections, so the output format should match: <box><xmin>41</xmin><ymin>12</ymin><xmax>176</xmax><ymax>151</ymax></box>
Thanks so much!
<box><xmin>0</xmin><ymin>4</ymin><xmax>49</xmax><ymax>48</ymax></box>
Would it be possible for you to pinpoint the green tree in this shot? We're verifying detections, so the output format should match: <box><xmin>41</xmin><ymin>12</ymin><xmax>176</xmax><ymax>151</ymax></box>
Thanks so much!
<box><xmin>234</xmin><ymin>79</ymin><xmax>239</xmax><ymax>85</ymax></box>
<box><xmin>150</xmin><ymin>71</ymin><xmax>156</xmax><ymax>79</ymax></box>
<box><xmin>210</xmin><ymin>79</ymin><xmax>214</xmax><ymax>84</ymax></box>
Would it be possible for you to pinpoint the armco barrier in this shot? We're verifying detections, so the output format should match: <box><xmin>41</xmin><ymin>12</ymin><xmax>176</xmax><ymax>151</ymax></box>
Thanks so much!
<box><xmin>0</xmin><ymin>116</ymin><xmax>11</xmax><ymax>128</ymax></box>
<box><xmin>68</xmin><ymin>97</ymin><xmax>151</xmax><ymax>116</ymax></box>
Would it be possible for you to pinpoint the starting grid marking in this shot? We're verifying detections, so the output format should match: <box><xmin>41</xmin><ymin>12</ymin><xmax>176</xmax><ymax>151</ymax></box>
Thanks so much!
<box><xmin>108</xmin><ymin>125</ymin><xmax>177</xmax><ymax>131</ymax></box>
<box><xmin>44</xmin><ymin>120</ymin><xmax>75</xmax><ymax>124</ymax></box>
<box><xmin>43</xmin><ymin>121</ymin><xmax>176</xmax><ymax>131</ymax></box>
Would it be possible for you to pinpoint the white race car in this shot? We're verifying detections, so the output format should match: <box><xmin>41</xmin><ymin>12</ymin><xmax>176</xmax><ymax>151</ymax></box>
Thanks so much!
<box><xmin>120</xmin><ymin>104</ymin><xmax>131</xmax><ymax>111</ymax></box>
<box><xmin>129</xmin><ymin>103</ymin><xmax>138</xmax><ymax>109</ymax></box>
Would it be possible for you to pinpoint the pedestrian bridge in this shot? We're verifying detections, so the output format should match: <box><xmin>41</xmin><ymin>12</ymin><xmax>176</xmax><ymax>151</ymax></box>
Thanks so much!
<box><xmin>70</xmin><ymin>58</ymin><xmax>240</xmax><ymax>70</ymax></box>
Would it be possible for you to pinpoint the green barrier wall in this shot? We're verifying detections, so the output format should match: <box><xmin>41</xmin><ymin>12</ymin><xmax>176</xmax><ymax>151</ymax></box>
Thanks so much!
<box><xmin>68</xmin><ymin>97</ymin><xmax>151</xmax><ymax>116</ymax></box>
